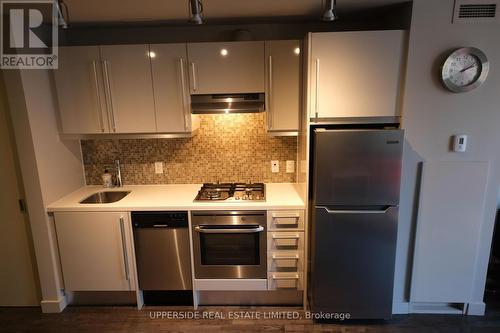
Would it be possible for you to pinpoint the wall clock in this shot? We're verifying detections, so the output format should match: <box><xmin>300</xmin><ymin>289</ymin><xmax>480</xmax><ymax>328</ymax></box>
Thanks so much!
<box><xmin>441</xmin><ymin>47</ymin><xmax>489</xmax><ymax>93</ymax></box>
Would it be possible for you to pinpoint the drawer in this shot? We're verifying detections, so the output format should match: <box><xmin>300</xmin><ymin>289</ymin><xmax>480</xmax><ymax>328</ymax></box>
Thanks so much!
<box><xmin>268</xmin><ymin>251</ymin><xmax>303</xmax><ymax>272</ymax></box>
<box><xmin>268</xmin><ymin>272</ymin><xmax>303</xmax><ymax>290</ymax></box>
<box><xmin>267</xmin><ymin>232</ymin><xmax>304</xmax><ymax>251</ymax></box>
<box><xmin>267</xmin><ymin>210</ymin><xmax>304</xmax><ymax>230</ymax></box>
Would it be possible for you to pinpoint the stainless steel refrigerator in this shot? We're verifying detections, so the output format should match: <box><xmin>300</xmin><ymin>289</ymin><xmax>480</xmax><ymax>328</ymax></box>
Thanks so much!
<box><xmin>309</xmin><ymin>128</ymin><xmax>404</xmax><ymax>320</ymax></box>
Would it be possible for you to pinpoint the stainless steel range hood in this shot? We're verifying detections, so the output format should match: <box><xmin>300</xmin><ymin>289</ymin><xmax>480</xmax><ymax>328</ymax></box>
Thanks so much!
<box><xmin>191</xmin><ymin>93</ymin><xmax>265</xmax><ymax>114</ymax></box>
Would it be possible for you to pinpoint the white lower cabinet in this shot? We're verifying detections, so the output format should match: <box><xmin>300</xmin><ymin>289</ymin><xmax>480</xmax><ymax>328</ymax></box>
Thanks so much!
<box><xmin>54</xmin><ymin>212</ymin><xmax>136</xmax><ymax>291</ymax></box>
<box><xmin>266</xmin><ymin>210</ymin><xmax>305</xmax><ymax>291</ymax></box>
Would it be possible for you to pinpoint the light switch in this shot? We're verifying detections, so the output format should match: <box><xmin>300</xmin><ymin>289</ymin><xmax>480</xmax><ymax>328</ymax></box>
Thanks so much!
<box><xmin>453</xmin><ymin>135</ymin><xmax>467</xmax><ymax>153</ymax></box>
<box><xmin>271</xmin><ymin>160</ymin><xmax>279</xmax><ymax>173</ymax></box>
<box><xmin>154</xmin><ymin>162</ymin><xmax>164</xmax><ymax>174</ymax></box>
<box><xmin>286</xmin><ymin>160</ymin><xmax>295</xmax><ymax>173</ymax></box>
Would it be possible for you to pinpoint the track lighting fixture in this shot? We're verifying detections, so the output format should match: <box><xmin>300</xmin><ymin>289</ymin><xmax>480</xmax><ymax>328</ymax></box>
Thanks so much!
<box><xmin>322</xmin><ymin>0</ymin><xmax>338</xmax><ymax>22</ymax></box>
<box><xmin>189</xmin><ymin>0</ymin><xmax>203</xmax><ymax>24</ymax></box>
<box><xmin>56</xmin><ymin>0</ymin><xmax>69</xmax><ymax>29</ymax></box>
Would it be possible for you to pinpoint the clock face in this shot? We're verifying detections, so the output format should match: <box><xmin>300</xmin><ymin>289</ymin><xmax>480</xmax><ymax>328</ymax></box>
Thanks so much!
<box><xmin>442</xmin><ymin>47</ymin><xmax>489</xmax><ymax>93</ymax></box>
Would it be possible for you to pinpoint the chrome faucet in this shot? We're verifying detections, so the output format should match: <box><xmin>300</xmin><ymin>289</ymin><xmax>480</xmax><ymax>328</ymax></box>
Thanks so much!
<box><xmin>115</xmin><ymin>160</ymin><xmax>123</xmax><ymax>187</ymax></box>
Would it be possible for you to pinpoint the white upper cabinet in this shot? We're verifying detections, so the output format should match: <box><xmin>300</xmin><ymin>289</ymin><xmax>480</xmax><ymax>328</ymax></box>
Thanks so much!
<box><xmin>100</xmin><ymin>44</ymin><xmax>157</xmax><ymax>133</ymax></box>
<box><xmin>265</xmin><ymin>40</ymin><xmax>301</xmax><ymax>133</ymax></box>
<box><xmin>309</xmin><ymin>30</ymin><xmax>406</xmax><ymax>119</ymax></box>
<box><xmin>54</xmin><ymin>212</ymin><xmax>136</xmax><ymax>291</ymax></box>
<box><xmin>187</xmin><ymin>41</ymin><xmax>265</xmax><ymax>94</ymax></box>
<box><xmin>54</xmin><ymin>46</ymin><xmax>109</xmax><ymax>134</ymax></box>
<box><xmin>150</xmin><ymin>43</ymin><xmax>198</xmax><ymax>133</ymax></box>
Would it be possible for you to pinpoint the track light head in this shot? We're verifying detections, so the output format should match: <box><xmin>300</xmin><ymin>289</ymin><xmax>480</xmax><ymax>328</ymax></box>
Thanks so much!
<box><xmin>189</xmin><ymin>0</ymin><xmax>203</xmax><ymax>24</ymax></box>
<box><xmin>321</xmin><ymin>0</ymin><xmax>338</xmax><ymax>22</ymax></box>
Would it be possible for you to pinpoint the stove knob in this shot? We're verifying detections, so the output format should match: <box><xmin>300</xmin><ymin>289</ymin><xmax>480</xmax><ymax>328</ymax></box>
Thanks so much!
<box><xmin>242</xmin><ymin>194</ymin><xmax>248</xmax><ymax>200</ymax></box>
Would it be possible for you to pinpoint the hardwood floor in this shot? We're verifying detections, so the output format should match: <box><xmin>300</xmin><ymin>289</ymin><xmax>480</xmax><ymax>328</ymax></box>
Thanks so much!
<box><xmin>1</xmin><ymin>305</ymin><xmax>500</xmax><ymax>333</ymax></box>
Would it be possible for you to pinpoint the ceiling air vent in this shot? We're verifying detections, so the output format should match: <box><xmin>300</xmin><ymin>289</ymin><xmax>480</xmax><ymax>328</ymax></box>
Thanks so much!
<box><xmin>453</xmin><ymin>0</ymin><xmax>499</xmax><ymax>23</ymax></box>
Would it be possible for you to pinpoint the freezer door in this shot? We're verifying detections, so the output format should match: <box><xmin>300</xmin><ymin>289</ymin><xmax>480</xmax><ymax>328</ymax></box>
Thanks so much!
<box><xmin>314</xmin><ymin>129</ymin><xmax>403</xmax><ymax>206</ymax></box>
<box><xmin>309</xmin><ymin>206</ymin><xmax>398</xmax><ymax>319</ymax></box>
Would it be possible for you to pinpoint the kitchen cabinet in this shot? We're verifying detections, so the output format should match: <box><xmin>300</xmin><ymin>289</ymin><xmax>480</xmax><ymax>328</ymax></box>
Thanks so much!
<box><xmin>54</xmin><ymin>46</ymin><xmax>108</xmax><ymax>134</ymax></box>
<box><xmin>265</xmin><ymin>40</ymin><xmax>301</xmax><ymax>134</ymax></box>
<box><xmin>266</xmin><ymin>210</ymin><xmax>305</xmax><ymax>292</ymax></box>
<box><xmin>100</xmin><ymin>44</ymin><xmax>157</xmax><ymax>133</ymax></box>
<box><xmin>54</xmin><ymin>212</ymin><xmax>136</xmax><ymax>291</ymax></box>
<box><xmin>150</xmin><ymin>43</ymin><xmax>199</xmax><ymax>133</ymax></box>
<box><xmin>309</xmin><ymin>30</ymin><xmax>406</xmax><ymax>119</ymax></box>
<box><xmin>187</xmin><ymin>41</ymin><xmax>265</xmax><ymax>94</ymax></box>
<box><xmin>54</xmin><ymin>44</ymin><xmax>199</xmax><ymax>135</ymax></box>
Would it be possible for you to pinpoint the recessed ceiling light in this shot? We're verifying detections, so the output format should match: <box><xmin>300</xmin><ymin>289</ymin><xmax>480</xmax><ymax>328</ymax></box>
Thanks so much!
<box><xmin>220</xmin><ymin>49</ymin><xmax>228</xmax><ymax>56</ymax></box>
<box><xmin>148</xmin><ymin>51</ymin><xmax>156</xmax><ymax>58</ymax></box>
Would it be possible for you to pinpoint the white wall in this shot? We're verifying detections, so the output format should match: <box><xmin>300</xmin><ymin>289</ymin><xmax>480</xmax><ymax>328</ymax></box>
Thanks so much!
<box><xmin>0</xmin><ymin>73</ymin><xmax>40</xmax><ymax>306</ymax></box>
<box><xmin>3</xmin><ymin>69</ymin><xmax>84</xmax><ymax>312</ymax></box>
<box><xmin>395</xmin><ymin>0</ymin><xmax>500</xmax><ymax>313</ymax></box>
<box><xmin>497</xmin><ymin>188</ymin><xmax>500</xmax><ymax>208</ymax></box>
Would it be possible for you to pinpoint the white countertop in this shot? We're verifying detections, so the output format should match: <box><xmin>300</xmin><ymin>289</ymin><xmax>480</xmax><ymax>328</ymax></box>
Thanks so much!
<box><xmin>46</xmin><ymin>183</ymin><xmax>305</xmax><ymax>212</ymax></box>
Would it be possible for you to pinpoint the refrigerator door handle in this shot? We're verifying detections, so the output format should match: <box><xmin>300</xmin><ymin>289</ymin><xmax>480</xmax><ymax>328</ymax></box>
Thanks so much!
<box><xmin>317</xmin><ymin>206</ymin><xmax>391</xmax><ymax>214</ymax></box>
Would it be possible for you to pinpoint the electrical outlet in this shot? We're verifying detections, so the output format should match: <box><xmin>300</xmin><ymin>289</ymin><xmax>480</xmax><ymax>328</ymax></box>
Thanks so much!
<box><xmin>271</xmin><ymin>160</ymin><xmax>279</xmax><ymax>173</ymax></box>
<box><xmin>286</xmin><ymin>160</ymin><xmax>295</xmax><ymax>173</ymax></box>
<box><xmin>154</xmin><ymin>162</ymin><xmax>164</xmax><ymax>174</ymax></box>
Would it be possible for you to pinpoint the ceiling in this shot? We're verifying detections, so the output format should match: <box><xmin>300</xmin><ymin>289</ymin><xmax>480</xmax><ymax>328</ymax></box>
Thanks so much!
<box><xmin>61</xmin><ymin>0</ymin><xmax>409</xmax><ymax>24</ymax></box>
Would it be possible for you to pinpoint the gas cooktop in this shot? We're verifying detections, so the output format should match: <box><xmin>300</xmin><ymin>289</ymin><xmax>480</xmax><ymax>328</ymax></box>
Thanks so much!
<box><xmin>194</xmin><ymin>183</ymin><xmax>265</xmax><ymax>202</ymax></box>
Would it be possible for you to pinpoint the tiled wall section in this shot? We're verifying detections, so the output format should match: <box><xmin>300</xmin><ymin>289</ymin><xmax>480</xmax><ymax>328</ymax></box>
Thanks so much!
<box><xmin>82</xmin><ymin>113</ymin><xmax>297</xmax><ymax>185</ymax></box>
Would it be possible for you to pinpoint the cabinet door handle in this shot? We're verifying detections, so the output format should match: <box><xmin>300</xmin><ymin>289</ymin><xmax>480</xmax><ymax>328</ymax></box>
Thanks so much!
<box><xmin>119</xmin><ymin>216</ymin><xmax>130</xmax><ymax>281</ymax></box>
<box><xmin>102</xmin><ymin>60</ymin><xmax>117</xmax><ymax>132</ymax></box>
<box><xmin>314</xmin><ymin>58</ymin><xmax>320</xmax><ymax>119</ymax></box>
<box><xmin>267</xmin><ymin>55</ymin><xmax>273</xmax><ymax>129</ymax></box>
<box><xmin>179</xmin><ymin>58</ymin><xmax>189</xmax><ymax>131</ymax></box>
<box><xmin>91</xmin><ymin>60</ymin><xmax>105</xmax><ymax>132</ymax></box>
<box><xmin>190</xmin><ymin>62</ymin><xmax>197</xmax><ymax>91</ymax></box>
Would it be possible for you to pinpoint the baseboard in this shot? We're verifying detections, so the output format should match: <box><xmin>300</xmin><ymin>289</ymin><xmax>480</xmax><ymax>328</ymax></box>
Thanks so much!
<box><xmin>466</xmin><ymin>302</ymin><xmax>486</xmax><ymax>316</ymax></box>
<box><xmin>392</xmin><ymin>302</ymin><xmax>410</xmax><ymax>314</ymax></box>
<box><xmin>409</xmin><ymin>302</ymin><xmax>464</xmax><ymax>314</ymax></box>
<box><xmin>40</xmin><ymin>295</ymin><xmax>67</xmax><ymax>313</ymax></box>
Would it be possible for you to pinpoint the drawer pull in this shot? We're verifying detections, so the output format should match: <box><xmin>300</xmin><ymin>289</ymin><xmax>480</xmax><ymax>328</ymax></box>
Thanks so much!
<box><xmin>272</xmin><ymin>234</ymin><xmax>300</xmax><ymax>239</ymax></box>
<box><xmin>272</xmin><ymin>274</ymin><xmax>300</xmax><ymax>280</ymax></box>
<box><xmin>272</xmin><ymin>254</ymin><xmax>299</xmax><ymax>260</ymax></box>
<box><xmin>273</xmin><ymin>213</ymin><xmax>300</xmax><ymax>225</ymax></box>
<box><xmin>272</xmin><ymin>274</ymin><xmax>300</xmax><ymax>289</ymax></box>
<box><xmin>272</xmin><ymin>255</ymin><xmax>299</xmax><ymax>268</ymax></box>
<box><xmin>272</xmin><ymin>213</ymin><xmax>300</xmax><ymax>218</ymax></box>
<box><xmin>274</xmin><ymin>238</ymin><xmax>298</xmax><ymax>247</ymax></box>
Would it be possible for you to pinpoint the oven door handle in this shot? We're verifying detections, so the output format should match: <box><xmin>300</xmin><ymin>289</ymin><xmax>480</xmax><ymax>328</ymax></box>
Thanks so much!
<box><xmin>194</xmin><ymin>226</ymin><xmax>264</xmax><ymax>234</ymax></box>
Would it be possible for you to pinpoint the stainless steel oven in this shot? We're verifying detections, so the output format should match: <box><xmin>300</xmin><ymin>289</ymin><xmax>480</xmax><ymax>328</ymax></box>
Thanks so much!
<box><xmin>192</xmin><ymin>211</ymin><xmax>267</xmax><ymax>279</ymax></box>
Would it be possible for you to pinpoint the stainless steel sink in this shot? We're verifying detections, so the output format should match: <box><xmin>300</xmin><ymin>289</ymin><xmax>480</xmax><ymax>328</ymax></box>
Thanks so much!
<box><xmin>79</xmin><ymin>191</ymin><xmax>131</xmax><ymax>204</ymax></box>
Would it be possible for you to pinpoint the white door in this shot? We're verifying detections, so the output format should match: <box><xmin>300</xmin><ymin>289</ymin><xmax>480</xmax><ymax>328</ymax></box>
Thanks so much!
<box><xmin>310</xmin><ymin>30</ymin><xmax>405</xmax><ymax>119</ymax></box>
<box><xmin>187</xmin><ymin>41</ymin><xmax>265</xmax><ymax>94</ymax></box>
<box><xmin>54</xmin><ymin>212</ymin><xmax>136</xmax><ymax>291</ymax></box>
<box><xmin>265</xmin><ymin>40</ymin><xmax>301</xmax><ymax>132</ymax></box>
<box><xmin>0</xmin><ymin>75</ymin><xmax>40</xmax><ymax>306</ymax></box>
<box><xmin>150</xmin><ymin>43</ymin><xmax>191</xmax><ymax>133</ymax></box>
<box><xmin>100</xmin><ymin>44</ymin><xmax>157</xmax><ymax>133</ymax></box>
<box><xmin>54</xmin><ymin>46</ymin><xmax>109</xmax><ymax>134</ymax></box>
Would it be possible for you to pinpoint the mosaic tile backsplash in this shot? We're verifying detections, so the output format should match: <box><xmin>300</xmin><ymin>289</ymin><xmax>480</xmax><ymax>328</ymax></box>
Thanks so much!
<box><xmin>82</xmin><ymin>113</ymin><xmax>297</xmax><ymax>185</ymax></box>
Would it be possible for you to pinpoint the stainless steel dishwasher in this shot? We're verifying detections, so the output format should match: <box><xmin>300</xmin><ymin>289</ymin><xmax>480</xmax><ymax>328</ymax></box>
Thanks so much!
<box><xmin>132</xmin><ymin>212</ymin><xmax>192</xmax><ymax>291</ymax></box>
